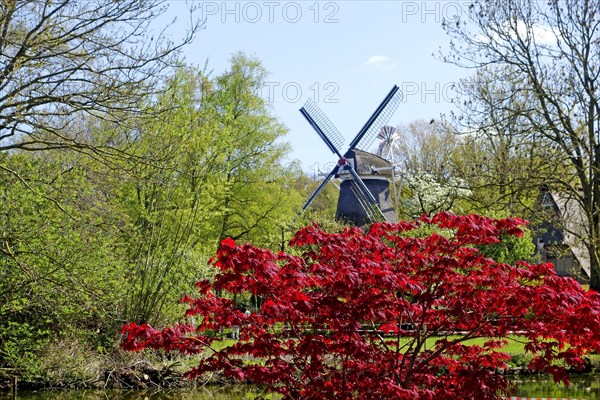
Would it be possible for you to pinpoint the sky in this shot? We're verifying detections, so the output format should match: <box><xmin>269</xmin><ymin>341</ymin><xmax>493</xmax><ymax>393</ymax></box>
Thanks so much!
<box><xmin>157</xmin><ymin>1</ymin><xmax>471</xmax><ymax>173</ymax></box>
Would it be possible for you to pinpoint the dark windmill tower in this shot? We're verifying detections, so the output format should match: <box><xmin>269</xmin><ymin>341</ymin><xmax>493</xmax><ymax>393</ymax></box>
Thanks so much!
<box><xmin>299</xmin><ymin>85</ymin><xmax>402</xmax><ymax>227</ymax></box>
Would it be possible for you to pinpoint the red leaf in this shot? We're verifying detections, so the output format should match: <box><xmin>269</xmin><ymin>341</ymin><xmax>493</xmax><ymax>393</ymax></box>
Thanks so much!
<box><xmin>121</xmin><ymin>212</ymin><xmax>600</xmax><ymax>399</ymax></box>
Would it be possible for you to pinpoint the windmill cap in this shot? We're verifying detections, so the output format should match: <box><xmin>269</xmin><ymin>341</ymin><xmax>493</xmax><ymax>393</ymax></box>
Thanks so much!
<box><xmin>346</xmin><ymin>149</ymin><xmax>394</xmax><ymax>178</ymax></box>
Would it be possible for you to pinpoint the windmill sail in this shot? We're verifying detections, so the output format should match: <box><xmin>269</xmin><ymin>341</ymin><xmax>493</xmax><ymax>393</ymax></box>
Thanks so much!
<box><xmin>344</xmin><ymin>164</ymin><xmax>385</xmax><ymax>220</ymax></box>
<box><xmin>298</xmin><ymin>165</ymin><xmax>338</xmax><ymax>216</ymax></box>
<box><xmin>348</xmin><ymin>85</ymin><xmax>403</xmax><ymax>152</ymax></box>
<box><xmin>347</xmin><ymin>179</ymin><xmax>385</xmax><ymax>223</ymax></box>
<box><xmin>300</xmin><ymin>99</ymin><xmax>345</xmax><ymax>157</ymax></box>
<box><xmin>376</xmin><ymin>125</ymin><xmax>399</xmax><ymax>159</ymax></box>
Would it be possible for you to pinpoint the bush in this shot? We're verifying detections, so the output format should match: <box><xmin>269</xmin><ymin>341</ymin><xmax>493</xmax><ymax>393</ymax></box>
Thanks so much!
<box><xmin>122</xmin><ymin>213</ymin><xmax>600</xmax><ymax>399</ymax></box>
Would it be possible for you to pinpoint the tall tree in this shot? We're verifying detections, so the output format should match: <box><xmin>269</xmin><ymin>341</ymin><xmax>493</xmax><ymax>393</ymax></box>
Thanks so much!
<box><xmin>449</xmin><ymin>67</ymin><xmax>568</xmax><ymax>215</ymax></box>
<box><xmin>0</xmin><ymin>0</ymin><xmax>199</xmax><ymax>158</ymax></box>
<box><xmin>393</xmin><ymin>120</ymin><xmax>471</xmax><ymax>217</ymax></box>
<box><xmin>210</xmin><ymin>54</ymin><xmax>299</xmax><ymax>247</ymax></box>
<box><xmin>121</xmin><ymin>56</ymin><xmax>300</xmax><ymax>324</ymax></box>
<box><xmin>443</xmin><ymin>0</ymin><xmax>600</xmax><ymax>290</ymax></box>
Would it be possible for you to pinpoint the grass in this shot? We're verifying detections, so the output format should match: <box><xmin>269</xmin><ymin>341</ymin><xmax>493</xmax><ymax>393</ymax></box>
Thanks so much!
<box><xmin>201</xmin><ymin>330</ymin><xmax>600</xmax><ymax>371</ymax></box>
<box><xmin>205</xmin><ymin>332</ymin><xmax>566</xmax><ymax>356</ymax></box>
<box><xmin>447</xmin><ymin>335</ymin><xmax>526</xmax><ymax>354</ymax></box>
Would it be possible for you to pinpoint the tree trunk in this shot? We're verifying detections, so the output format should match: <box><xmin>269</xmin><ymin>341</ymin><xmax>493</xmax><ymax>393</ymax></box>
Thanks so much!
<box><xmin>590</xmin><ymin>249</ymin><xmax>600</xmax><ymax>292</ymax></box>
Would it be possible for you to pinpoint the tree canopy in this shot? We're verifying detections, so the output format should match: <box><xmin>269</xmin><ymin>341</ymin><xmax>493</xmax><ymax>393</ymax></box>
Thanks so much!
<box><xmin>0</xmin><ymin>53</ymin><xmax>314</xmax><ymax>385</ymax></box>
<box><xmin>0</xmin><ymin>0</ymin><xmax>200</xmax><ymax>156</ymax></box>
<box><xmin>123</xmin><ymin>213</ymin><xmax>600</xmax><ymax>399</ymax></box>
<box><xmin>443</xmin><ymin>0</ymin><xmax>600</xmax><ymax>290</ymax></box>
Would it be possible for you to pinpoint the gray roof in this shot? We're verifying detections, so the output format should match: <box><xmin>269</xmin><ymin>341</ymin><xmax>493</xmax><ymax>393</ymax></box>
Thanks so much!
<box><xmin>550</xmin><ymin>192</ymin><xmax>591</xmax><ymax>277</ymax></box>
<box><xmin>350</xmin><ymin>149</ymin><xmax>394</xmax><ymax>178</ymax></box>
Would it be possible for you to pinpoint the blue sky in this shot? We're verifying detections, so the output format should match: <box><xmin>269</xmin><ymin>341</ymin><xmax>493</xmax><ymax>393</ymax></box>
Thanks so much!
<box><xmin>158</xmin><ymin>1</ymin><xmax>471</xmax><ymax>172</ymax></box>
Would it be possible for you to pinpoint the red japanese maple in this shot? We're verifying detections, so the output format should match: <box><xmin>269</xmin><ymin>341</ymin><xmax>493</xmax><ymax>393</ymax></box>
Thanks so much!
<box><xmin>122</xmin><ymin>212</ymin><xmax>600</xmax><ymax>399</ymax></box>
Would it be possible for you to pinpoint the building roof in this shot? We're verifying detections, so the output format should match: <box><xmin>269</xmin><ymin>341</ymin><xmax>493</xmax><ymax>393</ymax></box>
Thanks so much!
<box><xmin>546</xmin><ymin>192</ymin><xmax>591</xmax><ymax>277</ymax></box>
<box><xmin>346</xmin><ymin>149</ymin><xmax>394</xmax><ymax>178</ymax></box>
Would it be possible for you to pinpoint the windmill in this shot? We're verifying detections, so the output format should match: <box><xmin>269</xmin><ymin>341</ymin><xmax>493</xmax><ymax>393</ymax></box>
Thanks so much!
<box><xmin>376</xmin><ymin>125</ymin><xmax>402</xmax><ymax>216</ymax></box>
<box><xmin>376</xmin><ymin>125</ymin><xmax>400</xmax><ymax>162</ymax></box>
<box><xmin>299</xmin><ymin>85</ymin><xmax>402</xmax><ymax>227</ymax></box>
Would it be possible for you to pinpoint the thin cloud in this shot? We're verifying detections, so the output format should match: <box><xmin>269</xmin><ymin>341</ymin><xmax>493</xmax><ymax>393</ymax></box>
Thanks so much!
<box><xmin>524</xmin><ymin>23</ymin><xmax>558</xmax><ymax>45</ymax></box>
<box><xmin>366</xmin><ymin>55</ymin><xmax>388</xmax><ymax>65</ymax></box>
<box><xmin>479</xmin><ymin>21</ymin><xmax>558</xmax><ymax>46</ymax></box>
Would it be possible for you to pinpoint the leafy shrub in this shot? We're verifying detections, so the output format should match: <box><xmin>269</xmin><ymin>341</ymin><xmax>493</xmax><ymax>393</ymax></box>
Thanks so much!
<box><xmin>122</xmin><ymin>213</ymin><xmax>600</xmax><ymax>399</ymax></box>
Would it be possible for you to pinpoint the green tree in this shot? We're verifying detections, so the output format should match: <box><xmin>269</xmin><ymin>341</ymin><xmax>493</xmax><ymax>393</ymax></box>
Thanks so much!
<box><xmin>120</xmin><ymin>55</ymin><xmax>302</xmax><ymax>325</ymax></box>
<box><xmin>118</xmin><ymin>67</ymin><xmax>224</xmax><ymax>325</ymax></box>
<box><xmin>210</xmin><ymin>54</ymin><xmax>300</xmax><ymax>247</ymax></box>
<box><xmin>1</xmin><ymin>53</ymin><xmax>307</xmax><ymax>383</ymax></box>
<box><xmin>0</xmin><ymin>151</ymin><xmax>126</xmax><ymax>379</ymax></box>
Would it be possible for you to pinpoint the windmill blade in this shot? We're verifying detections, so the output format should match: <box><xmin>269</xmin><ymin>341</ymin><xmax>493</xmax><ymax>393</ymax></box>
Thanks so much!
<box><xmin>345</xmin><ymin>165</ymin><xmax>386</xmax><ymax>221</ymax></box>
<box><xmin>376</xmin><ymin>141</ymin><xmax>387</xmax><ymax>158</ymax></box>
<box><xmin>377</xmin><ymin>140</ymin><xmax>389</xmax><ymax>158</ymax></box>
<box><xmin>295</xmin><ymin>165</ymin><xmax>339</xmax><ymax>222</ymax></box>
<box><xmin>376</xmin><ymin>125</ymin><xmax>397</xmax><ymax>158</ymax></box>
<box><xmin>300</xmin><ymin>99</ymin><xmax>345</xmax><ymax>159</ymax></box>
<box><xmin>348</xmin><ymin>179</ymin><xmax>382</xmax><ymax>223</ymax></box>
<box><xmin>348</xmin><ymin>85</ymin><xmax>403</xmax><ymax>152</ymax></box>
<box><xmin>378</xmin><ymin>125</ymin><xmax>397</xmax><ymax>140</ymax></box>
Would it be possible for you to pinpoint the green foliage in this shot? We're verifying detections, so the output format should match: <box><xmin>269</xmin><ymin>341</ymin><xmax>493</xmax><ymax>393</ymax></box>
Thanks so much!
<box><xmin>0</xmin><ymin>321</ymin><xmax>49</xmax><ymax>382</ymax></box>
<box><xmin>0</xmin><ymin>153</ymin><xmax>126</xmax><ymax>382</ymax></box>
<box><xmin>0</xmin><ymin>53</ymin><xmax>305</xmax><ymax>386</ymax></box>
<box><xmin>473</xmin><ymin>210</ymin><xmax>536</xmax><ymax>265</ymax></box>
<box><xmin>479</xmin><ymin>227</ymin><xmax>536</xmax><ymax>265</ymax></box>
<box><xmin>119</xmin><ymin>54</ymin><xmax>300</xmax><ymax>325</ymax></box>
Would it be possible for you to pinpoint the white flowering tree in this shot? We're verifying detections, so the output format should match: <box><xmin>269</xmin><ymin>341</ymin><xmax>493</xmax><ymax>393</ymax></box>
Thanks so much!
<box><xmin>402</xmin><ymin>171</ymin><xmax>472</xmax><ymax>218</ymax></box>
